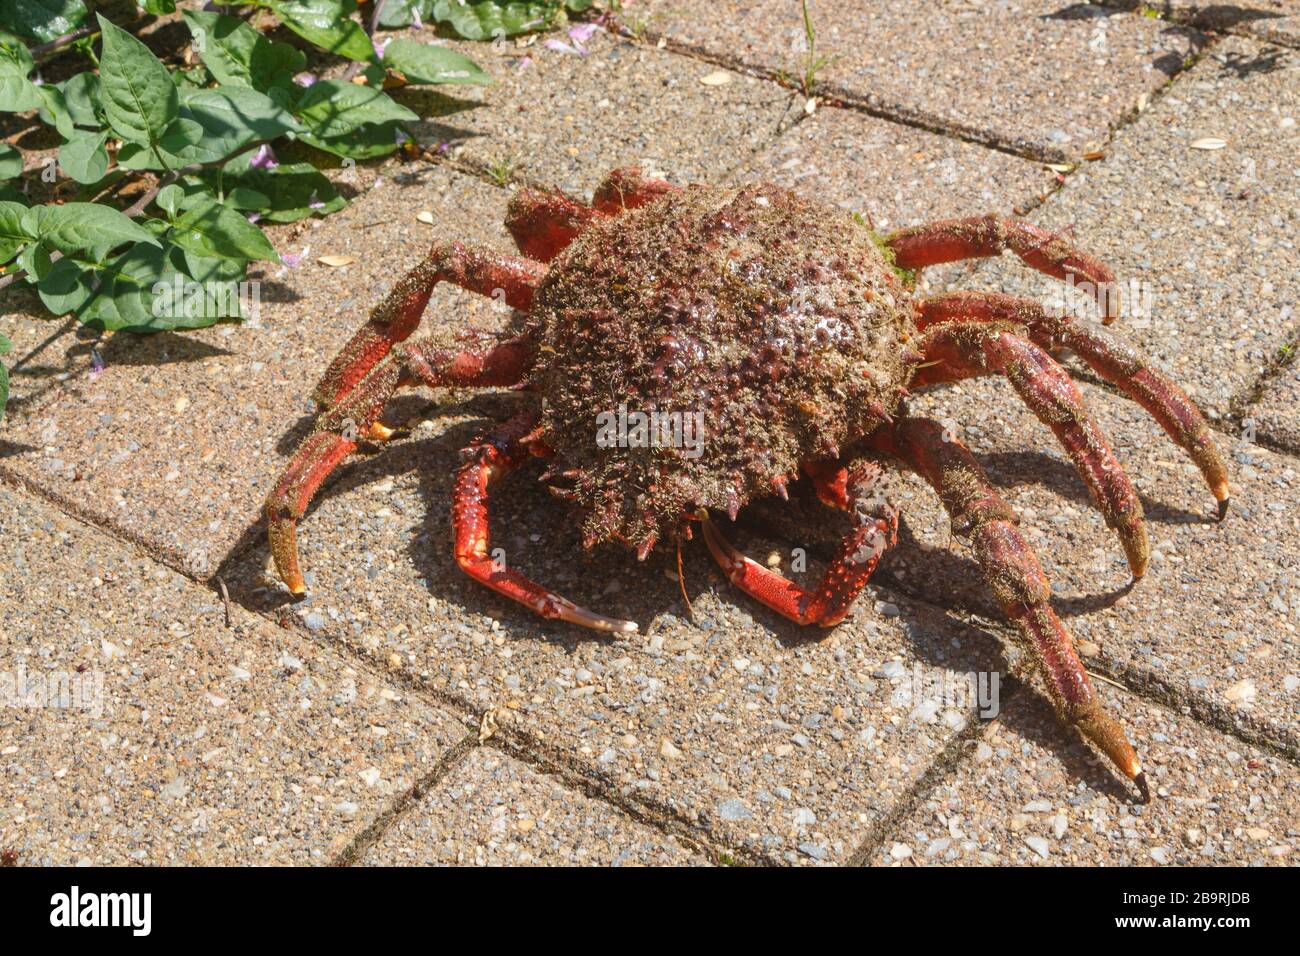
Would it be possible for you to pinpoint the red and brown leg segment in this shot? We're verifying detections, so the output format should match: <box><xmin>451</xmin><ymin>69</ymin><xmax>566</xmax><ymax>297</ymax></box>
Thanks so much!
<box><xmin>870</xmin><ymin>417</ymin><xmax>1149</xmax><ymax>802</ymax></box>
<box><xmin>505</xmin><ymin>188</ymin><xmax>607</xmax><ymax>262</ymax></box>
<box><xmin>700</xmin><ymin>461</ymin><xmax>899</xmax><ymax>627</ymax></box>
<box><xmin>313</xmin><ymin>241</ymin><xmax>547</xmax><ymax>409</ymax></box>
<box><xmin>885</xmin><ymin>216</ymin><xmax>1120</xmax><ymax>323</ymax></box>
<box><xmin>267</xmin><ymin>335</ymin><xmax>538</xmax><ymax>596</ymax></box>
<box><xmin>916</xmin><ymin>291</ymin><xmax>1230</xmax><ymax>516</ymax></box>
<box><xmin>453</xmin><ymin>411</ymin><xmax>638</xmax><ymax>635</ymax></box>
<box><xmin>912</xmin><ymin>322</ymin><xmax>1151</xmax><ymax>580</ymax></box>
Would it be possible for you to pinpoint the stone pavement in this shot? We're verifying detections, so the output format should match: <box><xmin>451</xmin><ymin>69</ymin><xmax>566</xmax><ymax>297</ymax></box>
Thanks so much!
<box><xmin>1</xmin><ymin>2</ymin><xmax>1297</xmax><ymax>866</ymax></box>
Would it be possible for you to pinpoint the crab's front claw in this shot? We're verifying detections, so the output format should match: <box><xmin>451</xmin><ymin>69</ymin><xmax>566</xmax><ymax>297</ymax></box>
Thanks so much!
<box><xmin>266</xmin><ymin>429</ymin><xmax>359</xmax><ymax>596</ymax></box>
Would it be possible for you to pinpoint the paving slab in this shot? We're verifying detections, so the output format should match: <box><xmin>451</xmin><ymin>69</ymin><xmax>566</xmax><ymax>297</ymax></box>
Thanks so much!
<box><xmin>1097</xmin><ymin>0</ymin><xmax>1300</xmax><ymax>49</ymax></box>
<box><xmin>0</xmin><ymin>482</ymin><xmax>466</xmax><ymax>866</ymax></box>
<box><xmin>1245</xmin><ymin>352</ymin><xmax>1300</xmax><ymax>452</ymax></box>
<box><xmin>957</xmin><ymin>34</ymin><xmax>1300</xmax><ymax>423</ymax></box>
<box><xmin>853</xmin><ymin>376</ymin><xmax>1299</xmax><ymax>755</ymax></box>
<box><xmin>392</xmin><ymin>27</ymin><xmax>802</xmax><ymax>198</ymax></box>
<box><xmin>740</xmin><ymin>103</ymin><xmax>1058</xmax><ymax>230</ymax></box>
<box><xmin>619</xmin><ymin>0</ymin><xmax>1204</xmax><ymax>161</ymax></box>
<box><xmin>0</xmin><ymin>287</ymin><xmax>94</xmax><ymax>420</ymax></box>
<box><xmin>360</xmin><ymin>747</ymin><xmax>707</xmax><ymax>865</ymax></box>
<box><xmin>0</xmin><ymin>165</ymin><xmax>515</xmax><ymax>575</ymax></box>
<box><xmin>877</xmin><ymin>684</ymin><xmax>1298</xmax><ymax>865</ymax></box>
<box><xmin>224</xmin><ymin>408</ymin><xmax>1015</xmax><ymax>865</ymax></box>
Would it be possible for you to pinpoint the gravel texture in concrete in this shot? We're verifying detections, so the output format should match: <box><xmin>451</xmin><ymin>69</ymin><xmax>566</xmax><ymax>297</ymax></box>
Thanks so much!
<box><xmin>0</xmin><ymin>483</ymin><xmax>466</xmax><ymax>865</ymax></box>
<box><xmin>361</xmin><ymin>747</ymin><xmax>708</xmax><ymax>865</ymax></box>
<box><xmin>1245</xmin><ymin>353</ymin><xmax>1300</xmax><ymax>452</ymax></box>
<box><xmin>396</xmin><ymin>28</ymin><xmax>802</xmax><ymax>198</ymax></box>
<box><xmin>740</xmin><ymin>103</ymin><xmax>1057</xmax><ymax>229</ymax></box>
<box><xmin>1096</xmin><ymin>0</ymin><xmax>1300</xmax><ymax>49</ymax></box>
<box><xmin>879</xmin><ymin>683</ymin><xmax>1297</xmax><ymax>865</ymax></box>
<box><xmin>620</xmin><ymin>0</ymin><xmax>1204</xmax><ymax>160</ymax></box>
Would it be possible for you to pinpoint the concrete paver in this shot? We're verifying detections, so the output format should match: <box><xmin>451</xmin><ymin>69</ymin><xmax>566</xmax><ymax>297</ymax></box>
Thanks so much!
<box><xmin>878</xmin><ymin>684</ymin><xmax>1297</xmax><ymax>865</ymax></box>
<box><xmin>361</xmin><ymin>747</ymin><xmax>708</xmax><ymax>865</ymax></box>
<box><xmin>0</xmin><ymin>482</ymin><xmax>466</xmax><ymax>865</ymax></box>
<box><xmin>621</xmin><ymin>0</ymin><xmax>1203</xmax><ymax>161</ymax></box>
<box><xmin>1097</xmin><ymin>0</ymin><xmax>1300</xmax><ymax>49</ymax></box>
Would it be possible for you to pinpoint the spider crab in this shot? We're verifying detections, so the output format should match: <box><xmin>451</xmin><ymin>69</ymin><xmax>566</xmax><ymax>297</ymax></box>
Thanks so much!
<box><xmin>267</xmin><ymin>167</ymin><xmax>1228</xmax><ymax>802</ymax></box>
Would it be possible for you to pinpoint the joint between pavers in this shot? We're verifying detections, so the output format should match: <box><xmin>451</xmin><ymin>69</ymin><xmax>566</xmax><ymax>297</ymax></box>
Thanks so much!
<box><xmin>844</xmin><ymin>677</ymin><xmax>1030</xmax><ymax>867</ymax></box>
<box><xmin>480</xmin><ymin>728</ymin><xmax>771</xmax><ymax>867</ymax></box>
<box><xmin>330</xmin><ymin>732</ymin><xmax>481</xmax><ymax>867</ymax></box>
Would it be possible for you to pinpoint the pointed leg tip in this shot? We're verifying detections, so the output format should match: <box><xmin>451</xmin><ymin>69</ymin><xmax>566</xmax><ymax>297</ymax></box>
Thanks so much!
<box><xmin>1134</xmin><ymin>770</ymin><xmax>1151</xmax><ymax>804</ymax></box>
<box><xmin>1216</xmin><ymin>497</ymin><xmax>1230</xmax><ymax>522</ymax></box>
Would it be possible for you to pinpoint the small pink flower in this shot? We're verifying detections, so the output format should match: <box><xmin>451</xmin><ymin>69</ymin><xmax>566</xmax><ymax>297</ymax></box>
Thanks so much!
<box><xmin>394</xmin><ymin>128</ymin><xmax>410</xmax><ymax>146</ymax></box>
<box><xmin>293</xmin><ymin>72</ymin><xmax>317</xmax><ymax>87</ymax></box>
<box><xmin>515</xmin><ymin>55</ymin><xmax>533</xmax><ymax>73</ymax></box>
<box><xmin>246</xmin><ymin>212</ymin><xmax>262</xmax><ymax>224</ymax></box>
<box><xmin>281</xmin><ymin>246</ymin><xmax>308</xmax><ymax>269</ymax></box>
<box><xmin>411</xmin><ymin>9</ymin><xmax>423</xmax><ymax>29</ymax></box>
<box><xmin>249</xmin><ymin>144</ymin><xmax>278</xmax><ymax>170</ymax></box>
<box><xmin>89</xmin><ymin>348</ymin><xmax>105</xmax><ymax>378</ymax></box>
<box><xmin>569</xmin><ymin>23</ymin><xmax>599</xmax><ymax>45</ymax></box>
<box><xmin>307</xmin><ymin>191</ymin><xmax>325</xmax><ymax>210</ymax></box>
<box><xmin>373</xmin><ymin>37</ymin><xmax>390</xmax><ymax>60</ymax></box>
<box><xmin>545</xmin><ymin>39</ymin><xmax>581</xmax><ymax>55</ymax></box>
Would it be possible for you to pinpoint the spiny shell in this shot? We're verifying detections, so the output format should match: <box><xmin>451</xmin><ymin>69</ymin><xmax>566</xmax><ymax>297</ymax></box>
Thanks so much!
<box><xmin>530</xmin><ymin>182</ymin><xmax>915</xmax><ymax>550</ymax></box>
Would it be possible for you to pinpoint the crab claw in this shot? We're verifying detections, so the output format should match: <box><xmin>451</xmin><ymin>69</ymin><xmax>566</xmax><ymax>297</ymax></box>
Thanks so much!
<box><xmin>268</xmin><ymin>518</ymin><xmax>307</xmax><ymax>596</ymax></box>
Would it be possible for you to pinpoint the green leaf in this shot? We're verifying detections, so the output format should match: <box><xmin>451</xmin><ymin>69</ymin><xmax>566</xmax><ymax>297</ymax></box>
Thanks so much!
<box><xmin>0</xmin><ymin>199</ymin><xmax>34</xmax><ymax>263</ymax></box>
<box><xmin>0</xmin><ymin>143</ymin><xmax>20</xmax><ymax>180</ymax></box>
<box><xmin>23</xmin><ymin>202</ymin><xmax>159</xmax><ymax>256</ymax></box>
<box><xmin>203</xmin><ymin>157</ymin><xmax>345</xmax><ymax>223</ymax></box>
<box><xmin>377</xmin><ymin>0</ymin><xmax>423</xmax><ymax>28</ymax></box>
<box><xmin>17</xmin><ymin>241</ymin><xmax>51</xmax><ymax>281</ymax></box>
<box><xmin>35</xmin><ymin>85</ymin><xmax>76</xmax><ymax>139</ymax></box>
<box><xmin>176</xmin><ymin>245</ymin><xmax>247</xmax><ymax>284</ymax></box>
<box><xmin>56</xmin><ymin>72</ymin><xmax>102</xmax><ymax>129</ymax></box>
<box><xmin>295</xmin><ymin>80</ymin><xmax>416</xmax><ymax>140</ymax></box>
<box><xmin>299</xmin><ymin>120</ymin><xmax>404</xmax><ymax>160</ymax></box>
<box><xmin>155</xmin><ymin>183</ymin><xmax>184</xmax><ymax>217</ymax></box>
<box><xmin>0</xmin><ymin>0</ymin><xmax>88</xmax><ymax>44</ymax></box>
<box><xmin>382</xmin><ymin>39</ymin><xmax>491</xmax><ymax>86</ymax></box>
<box><xmin>428</xmin><ymin>1</ymin><xmax>561</xmax><ymax>40</ymax></box>
<box><xmin>140</xmin><ymin>0</ymin><xmax>176</xmax><ymax>13</ymax></box>
<box><xmin>120</xmin><ymin>87</ymin><xmax>302</xmax><ymax>170</ymax></box>
<box><xmin>0</xmin><ymin>29</ymin><xmax>39</xmax><ymax>112</ymax></box>
<box><xmin>58</xmin><ymin>129</ymin><xmax>109</xmax><ymax>184</ymax></box>
<box><xmin>0</xmin><ymin>353</ymin><xmax>8</xmax><ymax>419</ymax></box>
<box><xmin>171</xmin><ymin>198</ymin><xmax>279</xmax><ymax>262</ymax></box>
<box><xmin>37</xmin><ymin>254</ymin><xmax>96</xmax><ymax>314</ymax></box>
<box><xmin>182</xmin><ymin>9</ymin><xmax>306</xmax><ymax>92</ymax></box>
<box><xmin>268</xmin><ymin>0</ymin><xmax>376</xmax><ymax>63</ymax></box>
<box><xmin>0</xmin><ymin>332</ymin><xmax>10</xmax><ymax>354</ymax></box>
<box><xmin>97</xmin><ymin>14</ymin><xmax>178</xmax><ymax>147</ymax></box>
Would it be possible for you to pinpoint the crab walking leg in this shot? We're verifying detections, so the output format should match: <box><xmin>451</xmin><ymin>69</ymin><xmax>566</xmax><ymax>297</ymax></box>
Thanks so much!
<box><xmin>505</xmin><ymin>188</ymin><xmax>608</xmax><ymax>262</ymax></box>
<box><xmin>453</xmin><ymin>413</ymin><xmax>638</xmax><ymax>635</ymax></box>
<box><xmin>313</xmin><ymin>242</ymin><xmax>548</xmax><ymax>409</ymax></box>
<box><xmin>267</xmin><ymin>336</ymin><xmax>538</xmax><ymax>595</ymax></box>
<box><xmin>913</xmin><ymin>323</ymin><xmax>1151</xmax><ymax>580</ymax></box>
<box><xmin>916</xmin><ymin>291</ymin><xmax>1230</xmax><ymax>515</ymax></box>
<box><xmin>700</xmin><ymin>462</ymin><xmax>900</xmax><ymax>627</ymax></box>
<box><xmin>591</xmin><ymin>166</ymin><xmax>679</xmax><ymax>214</ymax></box>
<box><xmin>871</xmin><ymin>417</ymin><xmax>1149</xmax><ymax>801</ymax></box>
<box><xmin>885</xmin><ymin>216</ymin><xmax>1120</xmax><ymax>323</ymax></box>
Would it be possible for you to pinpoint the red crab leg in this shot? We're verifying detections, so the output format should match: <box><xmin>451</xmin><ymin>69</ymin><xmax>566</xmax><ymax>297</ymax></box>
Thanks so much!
<box><xmin>454</xmin><ymin>411</ymin><xmax>638</xmax><ymax>635</ymax></box>
<box><xmin>313</xmin><ymin>242</ymin><xmax>547</xmax><ymax>409</ymax></box>
<box><xmin>700</xmin><ymin>461</ymin><xmax>899</xmax><ymax>627</ymax></box>
<box><xmin>885</xmin><ymin>216</ymin><xmax>1120</xmax><ymax>323</ymax></box>
<box><xmin>267</xmin><ymin>336</ymin><xmax>537</xmax><ymax>596</ymax></box>
<box><xmin>869</xmin><ymin>417</ymin><xmax>1149</xmax><ymax>802</ymax></box>
<box><xmin>505</xmin><ymin>188</ymin><xmax>608</xmax><ymax>262</ymax></box>
<box><xmin>916</xmin><ymin>291</ymin><xmax>1229</xmax><ymax>515</ymax></box>
<box><xmin>912</xmin><ymin>323</ymin><xmax>1150</xmax><ymax>580</ymax></box>
<box><xmin>592</xmin><ymin>166</ymin><xmax>678</xmax><ymax>214</ymax></box>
